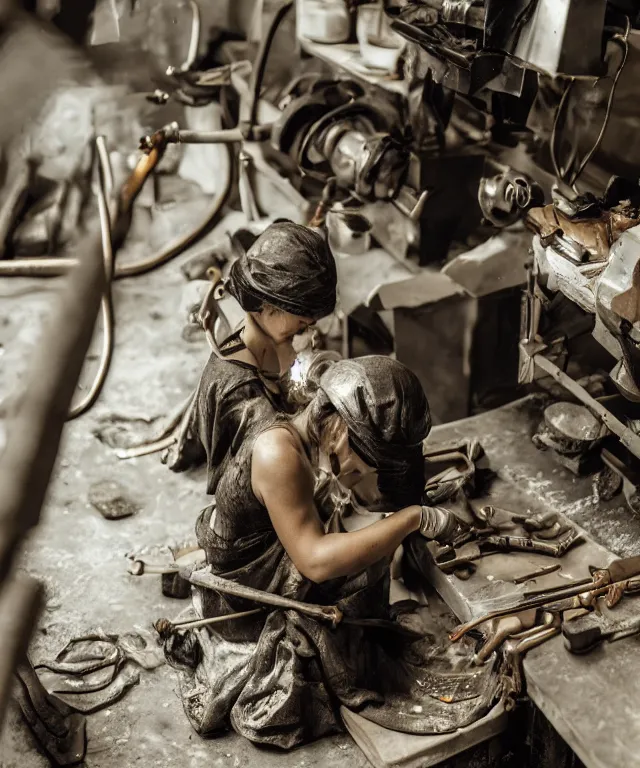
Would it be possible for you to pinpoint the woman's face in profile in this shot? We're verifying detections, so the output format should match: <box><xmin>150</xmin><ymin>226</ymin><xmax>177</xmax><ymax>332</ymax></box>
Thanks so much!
<box><xmin>257</xmin><ymin>306</ymin><xmax>315</xmax><ymax>345</ymax></box>
<box><xmin>327</xmin><ymin>424</ymin><xmax>382</xmax><ymax>505</ymax></box>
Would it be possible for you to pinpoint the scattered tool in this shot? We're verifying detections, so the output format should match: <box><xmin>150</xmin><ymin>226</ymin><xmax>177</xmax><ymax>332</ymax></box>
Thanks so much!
<box><xmin>500</xmin><ymin>615</ymin><xmax>563</xmax><ymax>710</ymax></box>
<box><xmin>435</xmin><ymin>529</ymin><xmax>581</xmax><ymax>574</ymax></box>
<box><xmin>562</xmin><ymin>599</ymin><xmax>640</xmax><ymax>653</ymax></box>
<box><xmin>154</xmin><ymin>608</ymin><xmax>265</xmax><ymax>638</ymax></box>
<box><xmin>182</xmin><ymin>566</ymin><xmax>344</xmax><ymax>628</ymax></box>
<box><xmin>182</xmin><ymin>566</ymin><xmax>424</xmax><ymax>637</ymax></box>
<box><xmin>450</xmin><ymin>554</ymin><xmax>640</xmax><ymax>642</ymax></box>
<box><xmin>513</xmin><ymin>564</ymin><xmax>562</xmax><ymax>585</ymax></box>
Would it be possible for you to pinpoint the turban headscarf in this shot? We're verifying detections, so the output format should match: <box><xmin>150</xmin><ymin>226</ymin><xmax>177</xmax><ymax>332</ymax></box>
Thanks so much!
<box><xmin>226</xmin><ymin>221</ymin><xmax>337</xmax><ymax>321</ymax></box>
<box><xmin>319</xmin><ymin>356</ymin><xmax>431</xmax><ymax>507</ymax></box>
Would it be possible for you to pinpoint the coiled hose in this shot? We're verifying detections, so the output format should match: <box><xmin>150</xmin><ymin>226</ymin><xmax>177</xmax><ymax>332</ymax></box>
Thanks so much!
<box><xmin>113</xmin><ymin>141</ymin><xmax>233</xmax><ymax>279</ymax></box>
<box><xmin>110</xmin><ymin>1</ymin><xmax>291</xmax><ymax>278</ymax></box>
<box><xmin>247</xmin><ymin>1</ymin><xmax>294</xmax><ymax>133</ymax></box>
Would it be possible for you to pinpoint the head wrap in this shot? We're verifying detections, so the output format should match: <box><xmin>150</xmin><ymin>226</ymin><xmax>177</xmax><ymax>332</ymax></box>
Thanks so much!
<box><xmin>226</xmin><ymin>221</ymin><xmax>337</xmax><ymax>321</ymax></box>
<box><xmin>319</xmin><ymin>356</ymin><xmax>431</xmax><ymax>506</ymax></box>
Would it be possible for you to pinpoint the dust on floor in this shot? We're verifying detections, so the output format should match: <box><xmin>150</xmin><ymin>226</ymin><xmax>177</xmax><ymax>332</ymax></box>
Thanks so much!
<box><xmin>0</xmin><ymin>217</ymin><xmax>369</xmax><ymax>768</ymax></box>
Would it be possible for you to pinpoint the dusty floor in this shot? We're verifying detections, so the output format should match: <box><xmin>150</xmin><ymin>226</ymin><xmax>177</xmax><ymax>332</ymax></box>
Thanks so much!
<box><xmin>0</xmin><ymin>213</ymin><xmax>369</xmax><ymax>767</ymax></box>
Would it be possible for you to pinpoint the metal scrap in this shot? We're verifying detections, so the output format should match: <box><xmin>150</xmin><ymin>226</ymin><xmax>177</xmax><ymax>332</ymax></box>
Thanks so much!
<box><xmin>513</xmin><ymin>563</ymin><xmax>562</xmax><ymax>585</ymax></box>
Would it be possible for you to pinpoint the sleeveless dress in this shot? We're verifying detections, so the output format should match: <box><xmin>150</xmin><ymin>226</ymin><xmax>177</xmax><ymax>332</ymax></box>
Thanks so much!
<box><xmin>167</xmin><ymin>328</ymin><xmax>290</xmax><ymax>493</ymax></box>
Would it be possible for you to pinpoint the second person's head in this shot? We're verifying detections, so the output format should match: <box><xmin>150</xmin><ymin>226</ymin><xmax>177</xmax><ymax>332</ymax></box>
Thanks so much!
<box><xmin>226</xmin><ymin>221</ymin><xmax>337</xmax><ymax>345</ymax></box>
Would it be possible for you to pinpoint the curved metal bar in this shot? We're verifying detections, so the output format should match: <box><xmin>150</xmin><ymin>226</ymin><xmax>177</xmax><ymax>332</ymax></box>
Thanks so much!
<box><xmin>165</xmin><ymin>0</ymin><xmax>201</xmax><ymax>76</ymax></box>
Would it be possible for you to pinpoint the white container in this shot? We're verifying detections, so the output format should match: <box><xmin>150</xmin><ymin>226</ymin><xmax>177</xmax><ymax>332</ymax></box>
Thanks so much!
<box><xmin>356</xmin><ymin>3</ymin><xmax>405</xmax><ymax>70</ymax></box>
<box><xmin>299</xmin><ymin>0</ymin><xmax>350</xmax><ymax>44</ymax></box>
<box><xmin>327</xmin><ymin>208</ymin><xmax>372</xmax><ymax>257</ymax></box>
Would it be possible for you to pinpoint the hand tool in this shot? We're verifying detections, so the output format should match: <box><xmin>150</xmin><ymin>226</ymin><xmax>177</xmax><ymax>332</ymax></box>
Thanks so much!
<box><xmin>513</xmin><ymin>564</ymin><xmax>562</xmax><ymax>584</ymax></box>
<box><xmin>436</xmin><ymin>529</ymin><xmax>582</xmax><ymax>574</ymax></box>
<box><xmin>450</xmin><ymin>554</ymin><xmax>640</xmax><ymax>641</ymax></box>
<box><xmin>562</xmin><ymin>601</ymin><xmax>640</xmax><ymax>654</ymax></box>
<box><xmin>181</xmin><ymin>566</ymin><xmax>423</xmax><ymax>637</ymax></box>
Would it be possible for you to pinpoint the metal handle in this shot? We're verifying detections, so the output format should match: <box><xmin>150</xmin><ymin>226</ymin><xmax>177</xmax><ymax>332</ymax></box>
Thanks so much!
<box><xmin>392</xmin><ymin>187</ymin><xmax>429</xmax><ymax>222</ymax></box>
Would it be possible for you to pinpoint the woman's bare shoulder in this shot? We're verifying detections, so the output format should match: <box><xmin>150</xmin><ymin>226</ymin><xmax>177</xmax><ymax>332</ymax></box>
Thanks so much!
<box><xmin>253</xmin><ymin>425</ymin><xmax>302</xmax><ymax>467</ymax></box>
<box><xmin>252</xmin><ymin>424</ymin><xmax>312</xmax><ymax>490</ymax></box>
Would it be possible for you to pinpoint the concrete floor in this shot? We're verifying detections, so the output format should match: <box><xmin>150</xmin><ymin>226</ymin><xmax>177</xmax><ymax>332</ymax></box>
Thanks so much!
<box><xmin>0</xmin><ymin>218</ymin><xmax>369</xmax><ymax>767</ymax></box>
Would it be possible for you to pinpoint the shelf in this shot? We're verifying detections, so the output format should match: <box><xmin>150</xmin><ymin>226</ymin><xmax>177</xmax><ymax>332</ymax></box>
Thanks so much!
<box><xmin>299</xmin><ymin>37</ymin><xmax>409</xmax><ymax>96</ymax></box>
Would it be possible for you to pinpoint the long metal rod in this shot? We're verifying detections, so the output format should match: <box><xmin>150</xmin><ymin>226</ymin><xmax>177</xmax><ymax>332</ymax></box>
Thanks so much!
<box><xmin>0</xmin><ymin>163</ymin><xmax>30</xmax><ymax>258</ymax></box>
<box><xmin>450</xmin><ymin>577</ymin><xmax>631</xmax><ymax>642</ymax></box>
<box><xmin>175</xmin><ymin>127</ymin><xmax>243</xmax><ymax>144</ymax></box>
<box><xmin>533</xmin><ymin>354</ymin><xmax>640</xmax><ymax>459</ymax></box>
<box><xmin>0</xmin><ymin>258</ymin><xmax>78</xmax><ymax>277</ymax></box>
<box><xmin>155</xmin><ymin>608</ymin><xmax>264</xmax><ymax>635</ymax></box>
<box><xmin>182</xmin><ymin>567</ymin><xmax>343</xmax><ymax>627</ymax></box>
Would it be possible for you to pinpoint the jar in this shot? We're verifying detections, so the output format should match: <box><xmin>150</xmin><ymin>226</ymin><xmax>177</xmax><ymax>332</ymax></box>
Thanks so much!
<box><xmin>299</xmin><ymin>0</ymin><xmax>350</xmax><ymax>44</ymax></box>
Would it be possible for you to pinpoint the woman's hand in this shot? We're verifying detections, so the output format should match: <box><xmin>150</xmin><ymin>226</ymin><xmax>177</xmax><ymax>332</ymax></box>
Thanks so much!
<box><xmin>418</xmin><ymin>506</ymin><xmax>462</xmax><ymax>543</ymax></box>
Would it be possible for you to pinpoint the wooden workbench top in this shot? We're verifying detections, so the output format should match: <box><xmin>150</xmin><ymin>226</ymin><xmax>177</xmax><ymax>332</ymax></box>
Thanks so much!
<box><xmin>426</xmin><ymin>395</ymin><xmax>640</xmax><ymax>768</ymax></box>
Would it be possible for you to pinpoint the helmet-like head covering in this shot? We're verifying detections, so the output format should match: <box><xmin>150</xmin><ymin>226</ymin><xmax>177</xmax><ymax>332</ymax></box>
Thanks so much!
<box><xmin>319</xmin><ymin>356</ymin><xmax>431</xmax><ymax>507</ymax></box>
<box><xmin>226</xmin><ymin>221</ymin><xmax>337</xmax><ymax>321</ymax></box>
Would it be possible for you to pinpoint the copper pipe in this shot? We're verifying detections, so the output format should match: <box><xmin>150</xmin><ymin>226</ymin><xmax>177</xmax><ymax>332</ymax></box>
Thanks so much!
<box><xmin>120</xmin><ymin>146</ymin><xmax>164</xmax><ymax>212</ymax></box>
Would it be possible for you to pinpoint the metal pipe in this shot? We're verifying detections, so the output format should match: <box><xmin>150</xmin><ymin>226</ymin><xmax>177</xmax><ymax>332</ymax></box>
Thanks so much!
<box><xmin>154</xmin><ymin>608</ymin><xmax>264</xmax><ymax>636</ymax></box>
<box><xmin>67</xmin><ymin>146</ymin><xmax>115</xmax><ymax>421</ymax></box>
<box><xmin>0</xmin><ymin>258</ymin><xmax>78</xmax><ymax>277</ymax></box>
<box><xmin>166</xmin><ymin>0</ymin><xmax>201</xmax><ymax>76</ymax></box>
<box><xmin>174</xmin><ymin>128</ymin><xmax>243</xmax><ymax>144</ymax></box>
<box><xmin>95</xmin><ymin>135</ymin><xmax>114</xmax><ymax>199</ymax></box>
<box><xmin>182</xmin><ymin>566</ymin><xmax>344</xmax><ymax>628</ymax></box>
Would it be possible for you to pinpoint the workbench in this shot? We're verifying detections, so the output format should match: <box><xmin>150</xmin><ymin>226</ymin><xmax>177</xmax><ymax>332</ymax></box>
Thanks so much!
<box><xmin>424</xmin><ymin>394</ymin><xmax>640</xmax><ymax>768</ymax></box>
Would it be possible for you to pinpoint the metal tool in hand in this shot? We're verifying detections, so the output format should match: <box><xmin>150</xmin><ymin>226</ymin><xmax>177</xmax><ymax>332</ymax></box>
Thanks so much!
<box><xmin>435</xmin><ymin>501</ymin><xmax>581</xmax><ymax>576</ymax></box>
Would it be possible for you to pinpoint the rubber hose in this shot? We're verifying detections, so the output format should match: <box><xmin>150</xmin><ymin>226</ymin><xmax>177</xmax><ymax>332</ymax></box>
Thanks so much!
<box><xmin>67</xmin><ymin>150</ymin><xmax>115</xmax><ymax>420</ymax></box>
<box><xmin>247</xmin><ymin>1</ymin><xmax>294</xmax><ymax>134</ymax></box>
<box><xmin>113</xmin><ymin>141</ymin><xmax>233</xmax><ymax>279</ymax></box>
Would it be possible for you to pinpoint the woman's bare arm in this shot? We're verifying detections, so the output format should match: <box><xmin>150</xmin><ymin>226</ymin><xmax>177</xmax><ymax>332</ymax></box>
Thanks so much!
<box><xmin>251</xmin><ymin>428</ymin><xmax>422</xmax><ymax>583</ymax></box>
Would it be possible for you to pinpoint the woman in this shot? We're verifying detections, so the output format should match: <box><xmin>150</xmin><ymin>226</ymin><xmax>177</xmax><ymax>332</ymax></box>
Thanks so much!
<box><xmin>168</xmin><ymin>220</ymin><xmax>337</xmax><ymax>493</ymax></box>
<box><xmin>169</xmin><ymin>358</ymin><xmax>500</xmax><ymax>747</ymax></box>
